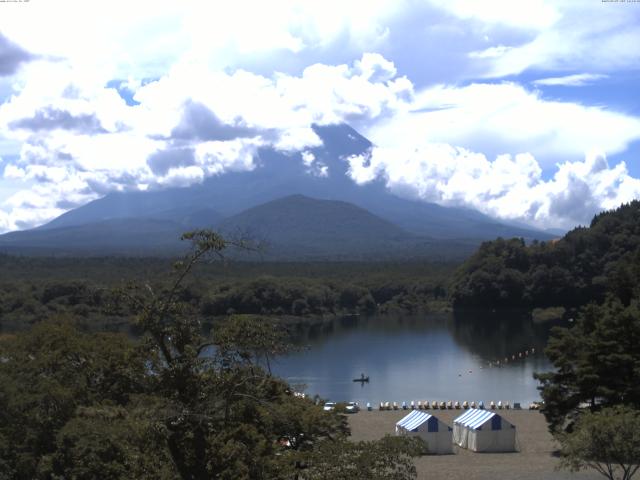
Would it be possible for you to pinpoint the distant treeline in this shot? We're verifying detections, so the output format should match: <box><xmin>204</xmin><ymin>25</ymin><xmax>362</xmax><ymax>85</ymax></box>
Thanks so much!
<box><xmin>0</xmin><ymin>256</ymin><xmax>455</xmax><ymax>330</ymax></box>
<box><xmin>450</xmin><ymin>201</ymin><xmax>640</xmax><ymax>310</ymax></box>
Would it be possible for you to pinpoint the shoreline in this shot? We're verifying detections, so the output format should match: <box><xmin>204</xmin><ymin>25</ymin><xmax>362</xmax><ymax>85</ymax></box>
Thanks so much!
<box><xmin>348</xmin><ymin>410</ymin><xmax>600</xmax><ymax>480</ymax></box>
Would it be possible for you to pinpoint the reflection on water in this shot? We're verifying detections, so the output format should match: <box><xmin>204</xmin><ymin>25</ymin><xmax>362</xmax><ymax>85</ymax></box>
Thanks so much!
<box><xmin>273</xmin><ymin>311</ymin><xmax>560</xmax><ymax>406</ymax></box>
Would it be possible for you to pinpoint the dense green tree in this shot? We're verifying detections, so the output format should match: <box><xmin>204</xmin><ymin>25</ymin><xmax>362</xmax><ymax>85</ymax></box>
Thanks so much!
<box><xmin>0</xmin><ymin>230</ymin><xmax>423</xmax><ymax>479</ymax></box>
<box><xmin>304</xmin><ymin>435</ymin><xmax>425</xmax><ymax>480</ymax></box>
<box><xmin>535</xmin><ymin>299</ymin><xmax>640</xmax><ymax>432</ymax></box>
<box><xmin>450</xmin><ymin>201</ymin><xmax>640</xmax><ymax>310</ymax></box>
<box><xmin>215</xmin><ymin>314</ymin><xmax>289</xmax><ymax>374</ymax></box>
<box><xmin>558</xmin><ymin>406</ymin><xmax>640</xmax><ymax>480</ymax></box>
<box><xmin>0</xmin><ymin>320</ymin><xmax>148</xmax><ymax>479</ymax></box>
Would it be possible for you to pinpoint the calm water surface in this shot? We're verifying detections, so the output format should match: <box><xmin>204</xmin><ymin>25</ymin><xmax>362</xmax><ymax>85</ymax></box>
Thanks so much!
<box><xmin>272</xmin><ymin>311</ymin><xmax>557</xmax><ymax>406</ymax></box>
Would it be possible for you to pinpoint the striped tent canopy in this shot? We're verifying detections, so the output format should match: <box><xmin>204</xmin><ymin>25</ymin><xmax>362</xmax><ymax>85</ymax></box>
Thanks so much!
<box><xmin>396</xmin><ymin>410</ymin><xmax>437</xmax><ymax>432</ymax></box>
<box><xmin>454</xmin><ymin>409</ymin><xmax>502</xmax><ymax>430</ymax></box>
<box><xmin>453</xmin><ymin>408</ymin><xmax>516</xmax><ymax>452</ymax></box>
<box><xmin>395</xmin><ymin>410</ymin><xmax>453</xmax><ymax>454</ymax></box>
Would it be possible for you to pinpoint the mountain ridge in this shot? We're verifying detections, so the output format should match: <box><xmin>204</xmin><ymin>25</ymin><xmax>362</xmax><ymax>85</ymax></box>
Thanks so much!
<box><xmin>2</xmin><ymin>124</ymin><xmax>553</xmax><ymax>258</ymax></box>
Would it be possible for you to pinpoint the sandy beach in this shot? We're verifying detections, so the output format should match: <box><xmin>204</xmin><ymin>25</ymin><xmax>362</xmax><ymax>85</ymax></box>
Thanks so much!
<box><xmin>348</xmin><ymin>409</ymin><xmax>601</xmax><ymax>480</ymax></box>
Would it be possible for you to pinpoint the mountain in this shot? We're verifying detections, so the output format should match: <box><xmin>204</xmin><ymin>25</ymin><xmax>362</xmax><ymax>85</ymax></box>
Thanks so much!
<box><xmin>0</xmin><ymin>195</ymin><xmax>479</xmax><ymax>259</ymax></box>
<box><xmin>1</xmin><ymin>124</ymin><xmax>553</xmax><ymax>257</ymax></box>
<box><xmin>0</xmin><ymin>218</ymin><xmax>186</xmax><ymax>256</ymax></box>
<box><xmin>35</xmin><ymin>124</ymin><xmax>551</xmax><ymax>240</ymax></box>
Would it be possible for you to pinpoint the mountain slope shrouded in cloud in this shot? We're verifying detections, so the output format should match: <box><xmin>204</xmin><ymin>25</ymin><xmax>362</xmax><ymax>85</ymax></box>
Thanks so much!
<box><xmin>0</xmin><ymin>124</ymin><xmax>554</xmax><ymax>258</ymax></box>
<box><xmin>25</xmin><ymin>124</ymin><xmax>551</xmax><ymax>251</ymax></box>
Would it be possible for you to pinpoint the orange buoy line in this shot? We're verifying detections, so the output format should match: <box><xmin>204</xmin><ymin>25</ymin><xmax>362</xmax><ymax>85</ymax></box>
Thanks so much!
<box><xmin>487</xmin><ymin>347</ymin><xmax>536</xmax><ymax>367</ymax></box>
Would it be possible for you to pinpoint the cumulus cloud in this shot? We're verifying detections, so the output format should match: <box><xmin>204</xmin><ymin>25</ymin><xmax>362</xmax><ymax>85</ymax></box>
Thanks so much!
<box><xmin>9</xmin><ymin>107</ymin><xmax>107</xmax><ymax>134</ymax></box>
<box><xmin>147</xmin><ymin>147</ymin><xmax>195</xmax><ymax>176</ymax></box>
<box><xmin>301</xmin><ymin>150</ymin><xmax>329</xmax><ymax>178</ymax></box>
<box><xmin>0</xmin><ymin>53</ymin><xmax>411</xmax><ymax>231</ymax></box>
<box><xmin>0</xmin><ymin>2</ymin><xmax>639</xmax><ymax>234</ymax></box>
<box><xmin>365</xmin><ymin>82</ymin><xmax>640</xmax><ymax>167</ymax></box>
<box><xmin>347</xmin><ymin>146</ymin><xmax>640</xmax><ymax>229</ymax></box>
<box><xmin>0</xmin><ymin>33</ymin><xmax>34</xmax><ymax>76</ymax></box>
<box><xmin>170</xmin><ymin>101</ymin><xmax>260</xmax><ymax>142</ymax></box>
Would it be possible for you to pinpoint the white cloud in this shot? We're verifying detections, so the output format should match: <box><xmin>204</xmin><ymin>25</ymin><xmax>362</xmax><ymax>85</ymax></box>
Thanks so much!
<box><xmin>0</xmin><ymin>53</ymin><xmax>412</xmax><ymax>232</ymax></box>
<box><xmin>347</xmin><ymin>145</ymin><xmax>640</xmax><ymax>229</ymax></box>
<box><xmin>0</xmin><ymin>1</ymin><xmax>639</xmax><ymax>234</ymax></box>
<box><xmin>426</xmin><ymin>0</ymin><xmax>560</xmax><ymax>30</ymax></box>
<box><xmin>532</xmin><ymin>73</ymin><xmax>609</xmax><ymax>87</ymax></box>
<box><xmin>365</xmin><ymin>82</ymin><xmax>640</xmax><ymax>167</ymax></box>
<box><xmin>463</xmin><ymin>2</ymin><xmax>640</xmax><ymax>77</ymax></box>
<box><xmin>301</xmin><ymin>150</ymin><xmax>329</xmax><ymax>177</ymax></box>
<box><xmin>0</xmin><ymin>0</ymin><xmax>401</xmax><ymax>81</ymax></box>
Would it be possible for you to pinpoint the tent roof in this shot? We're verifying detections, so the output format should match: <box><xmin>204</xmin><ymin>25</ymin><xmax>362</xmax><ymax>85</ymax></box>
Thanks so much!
<box><xmin>454</xmin><ymin>409</ymin><xmax>503</xmax><ymax>430</ymax></box>
<box><xmin>396</xmin><ymin>410</ymin><xmax>436</xmax><ymax>432</ymax></box>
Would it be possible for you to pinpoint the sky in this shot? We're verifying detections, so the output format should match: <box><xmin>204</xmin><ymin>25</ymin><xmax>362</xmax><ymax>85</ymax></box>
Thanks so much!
<box><xmin>0</xmin><ymin>0</ymin><xmax>639</xmax><ymax>232</ymax></box>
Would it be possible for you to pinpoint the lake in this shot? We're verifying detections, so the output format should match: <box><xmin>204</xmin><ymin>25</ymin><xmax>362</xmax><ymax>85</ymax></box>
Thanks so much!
<box><xmin>272</xmin><ymin>311</ymin><xmax>558</xmax><ymax>407</ymax></box>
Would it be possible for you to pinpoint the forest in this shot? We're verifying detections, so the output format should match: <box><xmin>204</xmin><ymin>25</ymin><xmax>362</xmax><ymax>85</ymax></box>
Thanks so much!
<box><xmin>0</xmin><ymin>255</ymin><xmax>453</xmax><ymax>333</ymax></box>
<box><xmin>450</xmin><ymin>201</ymin><xmax>640</xmax><ymax>311</ymax></box>
<box><xmin>2</xmin><ymin>203</ymin><xmax>640</xmax><ymax>478</ymax></box>
<box><xmin>449</xmin><ymin>202</ymin><xmax>640</xmax><ymax>477</ymax></box>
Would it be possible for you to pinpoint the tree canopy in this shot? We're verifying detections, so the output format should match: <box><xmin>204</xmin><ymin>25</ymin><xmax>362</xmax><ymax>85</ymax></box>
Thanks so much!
<box><xmin>450</xmin><ymin>201</ymin><xmax>640</xmax><ymax>310</ymax></box>
<box><xmin>558</xmin><ymin>406</ymin><xmax>640</xmax><ymax>480</ymax></box>
<box><xmin>0</xmin><ymin>230</ymin><xmax>423</xmax><ymax>479</ymax></box>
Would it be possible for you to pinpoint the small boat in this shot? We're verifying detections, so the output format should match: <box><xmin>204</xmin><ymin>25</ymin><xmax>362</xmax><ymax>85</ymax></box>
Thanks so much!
<box><xmin>447</xmin><ymin>401</ymin><xmax>453</xmax><ymax>409</ymax></box>
<box><xmin>470</xmin><ymin>401</ymin><xmax>476</xmax><ymax>409</ymax></box>
<box><xmin>498</xmin><ymin>401</ymin><xmax>503</xmax><ymax>409</ymax></box>
<box><xmin>379</xmin><ymin>402</ymin><xmax>384</xmax><ymax>411</ymax></box>
<box><xmin>478</xmin><ymin>401</ymin><xmax>485</xmax><ymax>410</ymax></box>
<box><xmin>454</xmin><ymin>401</ymin><xmax>461</xmax><ymax>409</ymax></box>
<box><xmin>353</xmin><ymin>374</ymin><xmax>369</xmax><ymax>383</ymax></box>
<box><xmin>402</xmin><ymin>401</ymin><xmax>407</xmax><ymax>410</ymax></box>
<box><xmin>424</xmin><ymin>401</ymin><xmax>431</xmax><ymax>409</ymax></box>
<box><xmin>490</xmin><ymin>401</ymin><xmax>496</xmax><ymax>410</ymax></box>
<box><xmin>410</xmin><ymin>400</ymin><xmax>416</xmax><ymax>410</ymax></box>
<box><xmin>417</xmin><ymin>401</ymin><xmax>423</xmax><ymax>409</ymax></box>
<box><xmin>504</xmin><ymin>401</ymin><xmax>510</xmax><ymax>410</ymax></box>
<box><xmin>463</xmin><ymin>401</ymin><xmax>469</xmax><ymax>409</ymax></box>
<box><xmin>439</xmin><ymin>401</ymin><xmax>446</xmax><ymax>410</ymax></box>
<box><xmin>432</xmin><ymin>401</ymin><xmax>439</xmax><ymax>409</ymax></box>
<box><xmin>367</xmin><ymin>402</ymin><xmax>372</xmax><ymax>411</ymax></box>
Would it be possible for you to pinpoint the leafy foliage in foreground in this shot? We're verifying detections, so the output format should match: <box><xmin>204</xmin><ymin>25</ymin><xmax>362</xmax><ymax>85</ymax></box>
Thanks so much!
<box><xmin>0</xmin><ymin>231</ymin><xmax>423</xmax><ymax>479</ymax></box>
<box><xmin>558</xmin><ymin>406</ymin><xmax>640</xmax><ymax>480</ymax></box>
<box><xmin>535</xmin><ymin>299</ymin><xmax>640</xmax><ymax>432</ymax></box>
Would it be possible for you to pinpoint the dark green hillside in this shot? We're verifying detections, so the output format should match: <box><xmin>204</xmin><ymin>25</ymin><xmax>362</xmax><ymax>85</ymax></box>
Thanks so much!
<box><xmin>218</xmin><ymin>194</ymin><xmax>409</xmax><ymax>241</ymax></box>
<box><xmin>216</xmin><ymin>194</ymin><xmax>476</xmax><ymax>260</ymax></box>
<box><xmin>0</xmin><ymin>218</ymin><xmax>187</xmax><ymax>256</ymax></box>
<box><xmin>450</xmin><ymin>201</ymin><xmax>640</xmax><ymax>309</ymax></box>
<box><xmin>0</xmin><ymin>194</ymin><xmax>477</xmax><ymax>260</ymax></box>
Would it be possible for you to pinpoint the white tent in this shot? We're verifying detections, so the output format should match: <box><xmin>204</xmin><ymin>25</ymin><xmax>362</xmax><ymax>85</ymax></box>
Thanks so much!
<box><xmin>395</xmin><ymin>410</ymin><xmax>453</xmax><ymax>454</ymax></box>
<box><xmin>453</xmin><ymin>409</ymin><xmax>516</xmax><ymax>452</ymax></box>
